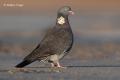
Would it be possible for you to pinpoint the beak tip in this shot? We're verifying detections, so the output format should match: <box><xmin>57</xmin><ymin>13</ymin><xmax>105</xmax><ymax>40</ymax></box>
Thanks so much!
<box><xmin>69</xmin><ymin>11</ymin><xmax>74</xmax><ymax>15</ymax></box>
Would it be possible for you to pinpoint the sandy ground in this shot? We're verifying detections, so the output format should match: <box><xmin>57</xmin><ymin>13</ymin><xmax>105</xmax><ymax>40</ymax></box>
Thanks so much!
<box><xmin>1</xmin><ymin>66</ymin><xmax>120</xmax><ymax>80</ymax></box>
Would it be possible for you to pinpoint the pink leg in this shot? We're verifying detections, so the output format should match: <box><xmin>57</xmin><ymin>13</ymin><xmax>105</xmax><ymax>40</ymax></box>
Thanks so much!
<box><xmin>56</xmin><ymin>62</ymin><xmax>61</xmax><ymax>67</ymax></box>
<box><xmin>50</xmin><ymin>62</ymin><xmax>61</xmax><ymax>67</ymax></box>
<box><xmin>51</xmin><ymin>63</ymin><xmax>55</xmax><ymax>67</ymax></box>
<box><xmin>51</xmin><ymin>62</ymin><xmax>66</xmax><ymax>68</ymax></box>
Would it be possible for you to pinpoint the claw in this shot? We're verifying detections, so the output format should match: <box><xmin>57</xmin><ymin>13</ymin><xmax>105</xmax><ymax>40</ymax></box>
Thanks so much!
<box><xmin>56</xmin><ymin>62</ymin><xmax>66</xmax><ymax>68</ymax></box>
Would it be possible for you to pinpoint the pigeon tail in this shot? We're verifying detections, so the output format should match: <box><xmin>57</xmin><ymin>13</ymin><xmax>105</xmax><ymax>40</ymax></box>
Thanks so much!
<box><xmin>15</xmin><ymin>60</ymin><xmax>32</xmax><ymax>68</ymax></box>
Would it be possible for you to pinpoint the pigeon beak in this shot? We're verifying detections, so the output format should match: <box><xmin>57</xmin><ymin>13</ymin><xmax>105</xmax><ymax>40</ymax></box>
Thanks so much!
<box><xmin>69</xmin><ymin>11</ymin><xmax>74</xmax><ymax>15</ymax></box>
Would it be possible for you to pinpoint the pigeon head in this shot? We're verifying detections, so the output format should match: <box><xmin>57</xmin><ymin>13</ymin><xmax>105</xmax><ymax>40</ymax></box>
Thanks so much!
<box><xmin>58</xmin><ymin>6</ymin><xmax>74</xmax><ymax>16</ymax></box>
<box><xmin>57</xmin><ymin>6</ymin><xmax>74</xmax><ymax>25</ymax></box>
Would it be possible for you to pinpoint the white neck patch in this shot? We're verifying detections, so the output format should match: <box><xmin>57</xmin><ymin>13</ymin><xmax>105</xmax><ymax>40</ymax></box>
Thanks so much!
<box><xmin>57</xmin><ymin>16</ymin><xmax>65</xmax><ymax>25</ymax></box>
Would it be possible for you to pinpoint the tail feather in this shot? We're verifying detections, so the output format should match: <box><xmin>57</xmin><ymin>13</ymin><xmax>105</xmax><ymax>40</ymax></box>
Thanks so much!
<box><xmin>15</xmin><ymin>60</ymin><xmax>32</xmax><ymax>68</ymax></box>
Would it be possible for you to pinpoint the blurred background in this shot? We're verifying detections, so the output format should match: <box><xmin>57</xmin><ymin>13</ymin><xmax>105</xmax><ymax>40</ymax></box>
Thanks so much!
<box><xmin>0</xmin><ymin>0</ymin><xmax>120</xmax><ymax>66</ymax></box>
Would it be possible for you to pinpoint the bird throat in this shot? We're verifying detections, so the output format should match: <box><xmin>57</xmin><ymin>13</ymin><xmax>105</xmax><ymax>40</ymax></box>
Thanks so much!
<box><xmin>57</xmin><ymin>16</ymin><xmax>65</xmax><ymax>25</ymax></box>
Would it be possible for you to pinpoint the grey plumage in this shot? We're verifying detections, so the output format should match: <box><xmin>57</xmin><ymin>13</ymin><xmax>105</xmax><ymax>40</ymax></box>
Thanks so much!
<box><xmin>15</xmin><ymin>6</ymin><xmax>74</xmax><ymax>68</ymax></box>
